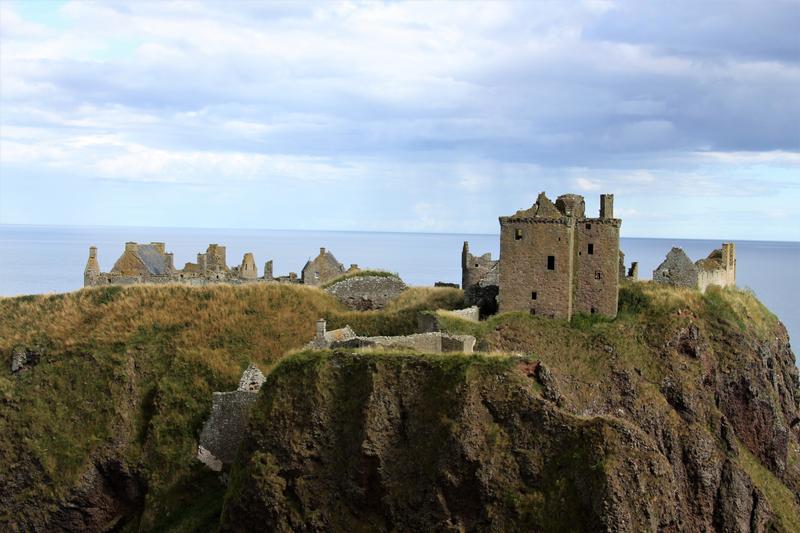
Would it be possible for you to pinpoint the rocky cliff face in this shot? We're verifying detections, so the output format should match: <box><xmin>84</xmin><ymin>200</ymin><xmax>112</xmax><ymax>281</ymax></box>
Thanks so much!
<box><xmin>2</xmin><ymin>284</ymin><xmax>798</xmax><ymax>531</ymax></box>
<box><xmin>222</xmin><ymin>286</ymin><xmax>800</xmax><ymax>532</ymax></box>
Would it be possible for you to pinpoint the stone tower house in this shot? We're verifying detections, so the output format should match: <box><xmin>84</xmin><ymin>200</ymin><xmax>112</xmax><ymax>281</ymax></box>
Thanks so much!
<box><xmin>498</xmin><ymin>192</ymin><xmax>621</xmax><ymax>319</ymax></box>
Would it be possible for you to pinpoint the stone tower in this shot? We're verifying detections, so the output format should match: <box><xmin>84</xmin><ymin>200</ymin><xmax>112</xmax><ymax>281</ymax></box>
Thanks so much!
<box><xmin>84</xmin><ymin>246</ymin><xmax>101</xmax><ymax>286</ymax></box>
<box><xmin>240</xmin><ymin>253</ymin><xmax>258</xmax><ymax>280</ymax></box>
<box><xmin>498</xmin><ymin>192</ymin><xmax>621</xmax><ymax>319</ymax></box>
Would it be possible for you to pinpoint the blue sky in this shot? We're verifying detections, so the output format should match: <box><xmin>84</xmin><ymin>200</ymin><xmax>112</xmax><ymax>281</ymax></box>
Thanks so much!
<box><xmin>0</xmin><ymin>1</ymin><xmax>798</xmax><ymax>240</ymax></box>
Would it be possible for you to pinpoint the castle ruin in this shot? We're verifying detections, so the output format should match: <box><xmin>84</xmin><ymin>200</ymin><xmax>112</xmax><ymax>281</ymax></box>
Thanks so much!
<box><xmin>653</xmin><ymin>244</ymin><xmax>736</xmax><ymax>292</ymax></box>
<box><xmin>464</xmin><ymin>192</ymin><xmax>622</xmax><ymax>320</ymax></box>
<box><xmin>84</xmin><ymin>242</ymin><xmax>352</xmax><ymax>288</ymax></box>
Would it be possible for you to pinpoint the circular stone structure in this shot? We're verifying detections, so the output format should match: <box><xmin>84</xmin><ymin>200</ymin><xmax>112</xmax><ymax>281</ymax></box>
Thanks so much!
<box><xmin>324</xmin><ymin>274</ymin><xmax>407</xmax><ymax>310</ymax></box>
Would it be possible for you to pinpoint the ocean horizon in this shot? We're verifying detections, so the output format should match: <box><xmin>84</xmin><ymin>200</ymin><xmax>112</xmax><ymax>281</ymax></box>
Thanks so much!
<box><xmin>1</xmin><ymin>223</ymin><xmax>798</xmax><ymax>345</ymax></box>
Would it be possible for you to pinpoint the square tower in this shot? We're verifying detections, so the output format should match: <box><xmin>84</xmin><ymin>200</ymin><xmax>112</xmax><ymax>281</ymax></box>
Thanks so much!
<box><xmin>498</xmin><ymin>192</ymin><xmax>621</xmax><ymax>319</ymax></box>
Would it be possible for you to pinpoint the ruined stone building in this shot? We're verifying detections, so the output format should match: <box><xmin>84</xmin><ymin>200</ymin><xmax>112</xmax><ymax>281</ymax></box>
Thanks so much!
<box><xmin>461</xmin><ymin>242</ymin><xmax>499</xmax><ymax>317</ymax></box>
<box><xmin>463</xmin><ymin>192</ymin><xmax>622</xmax><ymax>320</ymax></box>
<box><xmin>653</xmin><ymin>244</ymin><xmax>736</xmax><ymax>292</ymax></box>
<box><xmin>84</xmin><ymin>241</ymin><xmax>364</xmax><ymax>288</ymax></box>
<box><xmin>301</xmin><ymin>247</ymin><xmax>346</xmax><ymax>286</ymax></box>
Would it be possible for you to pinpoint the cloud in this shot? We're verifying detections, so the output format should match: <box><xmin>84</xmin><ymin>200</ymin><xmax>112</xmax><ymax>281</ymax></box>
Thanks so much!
<box><xmin>0</xmin><ymin>0</ymin><xmax>798</xmax><ymax>240</ymax></box>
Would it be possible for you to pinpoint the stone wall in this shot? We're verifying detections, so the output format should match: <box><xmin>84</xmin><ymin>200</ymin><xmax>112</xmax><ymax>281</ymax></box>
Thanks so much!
<box><xmin>331</xmin><ymin>332</ymin><xmax>476</xmax><ymax>354</ymax></box>
<box><xmin>499</xmin><ymin>218</ymin><xmax>575</xmax><ymax>318</ymax></box>
<box><xmin>324</xmin><ymin>275</ymin><xmax>407</xmax><ymax>310</ymax></box>
<box><xmin>302</xmin><ymin>247</ymin><xmax>345</xmax><ymax>286</ymax></box>
<box><xmin>197</xmin><ymin>364</ymin><xmax>266</xmax><ymax>471</ymax></box>
<box><xmin>653</xmin><ymin>248</ymin><xmax>700</xmax><ymax>288</ymax></box>
<box><xmin>573</xmin><ymin>218</ymin><xmax>621</xmax><ymax>317</ymax></box>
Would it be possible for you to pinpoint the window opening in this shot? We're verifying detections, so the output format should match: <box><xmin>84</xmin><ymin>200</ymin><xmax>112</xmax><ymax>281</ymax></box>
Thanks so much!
<box><xmin>531</xmin><ymin>291</ymin><xmax>537</xmax><ymax>300</ymax></box>
<box><xmin>595</xmin><ymin>271</ymin><xmax>602</xmax><ymax>279</ymax></box>
<box><xmin>515</xmin><ymin>228</ymin><xmax>523</xmax><ymax>240</ymax></box>
<box><xmin>586</xmin><ymin>223</ymin><xmax>592</xmax><ymax>230</ymax></box>
<box><xmin>588</xmin><ymin>243</ymin><xmax>594</xmax><ymax>255</ymax></box>
<box><xmin>547</xmin><ymin>256</ymin><xmax>555</xmax><ymax>270</ymax></box>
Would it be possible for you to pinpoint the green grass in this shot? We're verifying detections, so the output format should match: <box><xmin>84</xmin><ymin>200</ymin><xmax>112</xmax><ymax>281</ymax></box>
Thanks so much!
<box><xmin>737</xmin><ymin>443</ymin><xmax>800</xmax><ymax>532</ymax></box>
<box><xmin>0</xmin><ymin>283</ymin><xmax>463</xmax><ymax>529</ymax></box>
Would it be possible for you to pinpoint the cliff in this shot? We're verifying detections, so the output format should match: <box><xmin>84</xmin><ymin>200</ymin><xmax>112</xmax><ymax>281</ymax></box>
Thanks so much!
<box><xmin>1</xmin><ymin>283</ymin><xmax>798</xmax><ymax>531</ymax></box>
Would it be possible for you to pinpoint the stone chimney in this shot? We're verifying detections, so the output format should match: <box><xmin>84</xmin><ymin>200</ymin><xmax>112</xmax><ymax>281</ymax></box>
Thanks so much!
<box><xmin>240</xmin><ymin>253</ymin><xmax>257</xmax><ymax>280</ymax></box>
<box><xmin>150</xmin><ymin>242</ymin><xmax>166</xmax><ymax>254</ymax></box>
<box><xmin>600</xmin><ymin>194</ymin><xmax>614</xmax><ymax>219</ymax></box>
<box><xmin>320</xmin><ymin>247</ymin><xmax>326</xmax><ymax>256</ymax></box>
<box><xmin>125</xmin><ymin>242</ymin><xmax>139</xmax><ymax>252</ymax></box>
<box><xmin>165</xmin><ymin>253</ymin><xmax>175</xmax><ymax>271</ymax></box>
<box><xmin>628</xmin><ymin>262</ymin><xmax>639</xmax><ymax>281</ymax></box>
<box><xmin>264</xmin><ymin>260</ymin><xmax>274</xmax><ymax>280</ymax></box>
<box><xmin>84</xmin><ymin>246</ymin><xmax>100</xmax><ymax>286</ymax></box>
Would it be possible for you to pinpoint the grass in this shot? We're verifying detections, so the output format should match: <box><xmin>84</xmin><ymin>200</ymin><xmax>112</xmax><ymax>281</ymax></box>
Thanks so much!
<box><xmin>0</xmin><ymin>282</ymin><xmax>463</xmax><ymax>529</ymax></box>
<box><xmin>737</xmin><ymin>442</ymin><xmax>800</xmax><ymax>532</ymax></box>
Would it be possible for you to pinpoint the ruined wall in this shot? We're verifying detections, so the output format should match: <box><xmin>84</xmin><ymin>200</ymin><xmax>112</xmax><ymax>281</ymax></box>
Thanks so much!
<box><xmin>330</xmin><ymin>332</ymin><xmax>476</xmax><ymax>354</ymax></box>
<box><xmin>653</xmin><ymin>248</ymin><xmax>699</xmax><ymax>288</ymax></box>
<box><xmin>573</xmin><ymin>218</ymin><xmax>621</xmax><ymax>317</ymax></box>
<box><xmin>696</xmin><ymin>243</ymin><xmax>736</xmax><ymax>292</ymax></box>
<box><xmin>324</xmin><ymin>275</ymin><xmax>407</xmax><ymax>310</ymax></box>
<box><xmin>461</xmin><ymin>242</ymin><xmax>497</xmax><ymax>289</ymax></box>
<box><xmin>498</xmin><ymin>218</ymin><xmax>574</xmax><ymax>318</ymax></box>
<box><xmin>302</xmin><ymin>248</ymin><xmax>345</xmax><ymax>286</ymax></box>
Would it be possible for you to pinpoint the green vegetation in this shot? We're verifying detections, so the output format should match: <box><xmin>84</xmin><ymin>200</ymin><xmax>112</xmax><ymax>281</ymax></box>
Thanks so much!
<box><xmin>326</xmin><ymin>286</ymin><xmax>463</xmax><ymax>336</ymax></box>
<box><xmin>0</xmin><ymin>283</ymin><xmax>462</xmax><ymax>529</ymax></box>
<box><xmin>0</xmin><ymin>280</ymin><xmax>795</xmax><ymax>530</ymax></box>
<box><xmin>737</xmin><ymin>443</ymin><xmax>800</xmax><ymax>532</ymax></box>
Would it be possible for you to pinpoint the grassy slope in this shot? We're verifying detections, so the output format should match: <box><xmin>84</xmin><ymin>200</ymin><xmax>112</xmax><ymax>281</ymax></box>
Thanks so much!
<box><xmin>0</xmin><ymin>283</ymin><xmax>461</xmax><ymax>530</ymax></box>
<box><xmin>1</xmin><ymin>281</ymin><xmax>797</xmax><ymax>530</ymax></box>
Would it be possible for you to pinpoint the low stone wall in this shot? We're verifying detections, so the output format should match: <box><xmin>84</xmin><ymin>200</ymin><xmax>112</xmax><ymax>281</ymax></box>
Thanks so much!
<box><xmin>331</xmin><ymin>332</ymin><xmax>475</xmax><ymax>354</ymax></box>
<box><xmin>324</xmin><ymin>275</ymin><xmax>407</xmax><ymax>310</ymax></box>
<box><xmin>418</xmin><ymin>307</ymin><xmax>479</xmax><ymax>333</ymax></box>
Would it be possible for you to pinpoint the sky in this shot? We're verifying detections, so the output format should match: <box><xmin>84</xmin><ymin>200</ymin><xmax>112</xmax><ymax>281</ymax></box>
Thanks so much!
<box><xmin>0</xmin><ymin>0</ymin><xmax>798</xmax><ymax>240</ymax></box>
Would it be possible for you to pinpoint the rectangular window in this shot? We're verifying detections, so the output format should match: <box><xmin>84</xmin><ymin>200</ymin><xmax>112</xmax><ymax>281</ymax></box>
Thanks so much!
<box><xmin>588</xmin><ymin>243</ymin><xmax>594</xmax><ymax>255</ymax></box>
<box><xmin>531</xmin><ymin>291</ymin><xmax>537</xmax><ymax>300</ymax></box>
<box><xmin>586</xmin><ymin>223</ymin><xmax>592</xmax><ymax>230</ymax></box>
<box><xmin>515</xmin><ymin>228</ymin><xmax>523</xmax><ymax>240</ymax></box>
<box><xmin>595</xmin><ymin>271</ymin><xmax>602</xmax><ymax>279</ymax></box>
<box><xmin>547</xmin><ymin>256</ymin><xmax>555</xmax><ymax>270</ymax></box>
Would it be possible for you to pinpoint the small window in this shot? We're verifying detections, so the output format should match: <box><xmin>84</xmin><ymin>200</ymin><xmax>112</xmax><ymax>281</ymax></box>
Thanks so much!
<box><xmin>475</xmin><ymin>263</ymin><xmax>479</xmax><ymax>267</ymax></box>
<box><xmin>586</xmin><ymin>223</ymin><xmax>592</xmax><ymax>230</ymax></box>
<box><xmin>590</xmin><ymin>307</ymin><xmax>596</xmax><ymax>314</ymax></box>
<box><xmin>588</xmin><ymin>243</ymin><xmax>594</xmax><ymax>255</ymax></box>
<box><xmin>547</xmin><ymin>256</ymin><xmax>555</xmax><ymax>270</ymax></box>
<box><xmin>515</xmin><ymin>228</ymin><xmax>523</xmax><ymax>240</ymax></box>
<box><xmin>595</xmin><ymin>271</ymin><xmax>602</xmax><ymax>279</ymax></box>
<box><xmin>530</xmin><ymin>308</ymin><xmax>536</xmax><ymax>315</ymax></box>
<box><xmin>531</xmin><ymin>291</ymin><xmax>537</xmax><ymax>300</ymax></box>
<box><xmin>314</xmin><ymin>272</ymin><xmax>320</xmax><ymax>280</ymax></box>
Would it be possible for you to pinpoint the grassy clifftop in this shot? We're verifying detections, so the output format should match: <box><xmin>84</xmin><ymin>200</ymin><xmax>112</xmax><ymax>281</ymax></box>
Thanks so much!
<box><xmin>1</xmin><ymin>282</ymin><xmax>798</xmax><ymax>531</ymax></box>
<box><xmin>0</xmin><ymin>283</ymin><xmax>462</xmax><ymax>530</ymax></box>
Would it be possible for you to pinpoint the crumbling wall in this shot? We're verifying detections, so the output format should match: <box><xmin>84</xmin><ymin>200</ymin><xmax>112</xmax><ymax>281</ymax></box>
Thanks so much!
<box><xmin>653</xmin><ymin>247</ymin><xmax>699</xmax><ymax>288</ymax></box>
<box><xmin>325</xmin><ymin>275</ymin><xmax>407</xmax><ymax>310</ymax></box>
<box><xmin>302</xmin><ymin>247</ymin><xmax>345</xmax><ymax>286</ymax></box>
<box><xmin>197</xmin><ymin>364</ymin><xmax>265</xmax><ymax>471</ymax></box>
<box><xmin>330</xmin><ymin>332</ymin><xmax>475</xmax><ymax>354</ymax></box>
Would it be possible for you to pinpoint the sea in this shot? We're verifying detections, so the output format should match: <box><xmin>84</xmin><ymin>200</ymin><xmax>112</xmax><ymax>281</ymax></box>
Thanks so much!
<box><xmin>1</xmin><ymin>225</ymin><xmax>798</xmax><ymax>346</ymax></box>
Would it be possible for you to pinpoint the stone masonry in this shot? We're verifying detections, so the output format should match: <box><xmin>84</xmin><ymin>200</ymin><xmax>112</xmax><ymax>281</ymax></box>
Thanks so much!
<box><xmin>653</xmin><ymin>243</ymin><xmax>736</xmax><ymax>292</ymax></box>
<box><xmin>197</xmin><ymin>364</ymin><xmax>266</xmax><ymax>471</ymax></box>
<box><xmin>84</xmin><ymin>242</ymin><xmax>352</xmax><ymax>288</ymax></box>
<box><xmin>324</xmin><ymin>274</ymin><xmax>408</xmax><ymax>310</ymax></box>
<box><xmin>465</xmin><ymin>192</ymin><xmax>621</xmax><ymax>320</ymax></box>
<box><xmin>301</xmin><ymin>247</ymin><xmax>345</xmax><ymax>286</ymax></box>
